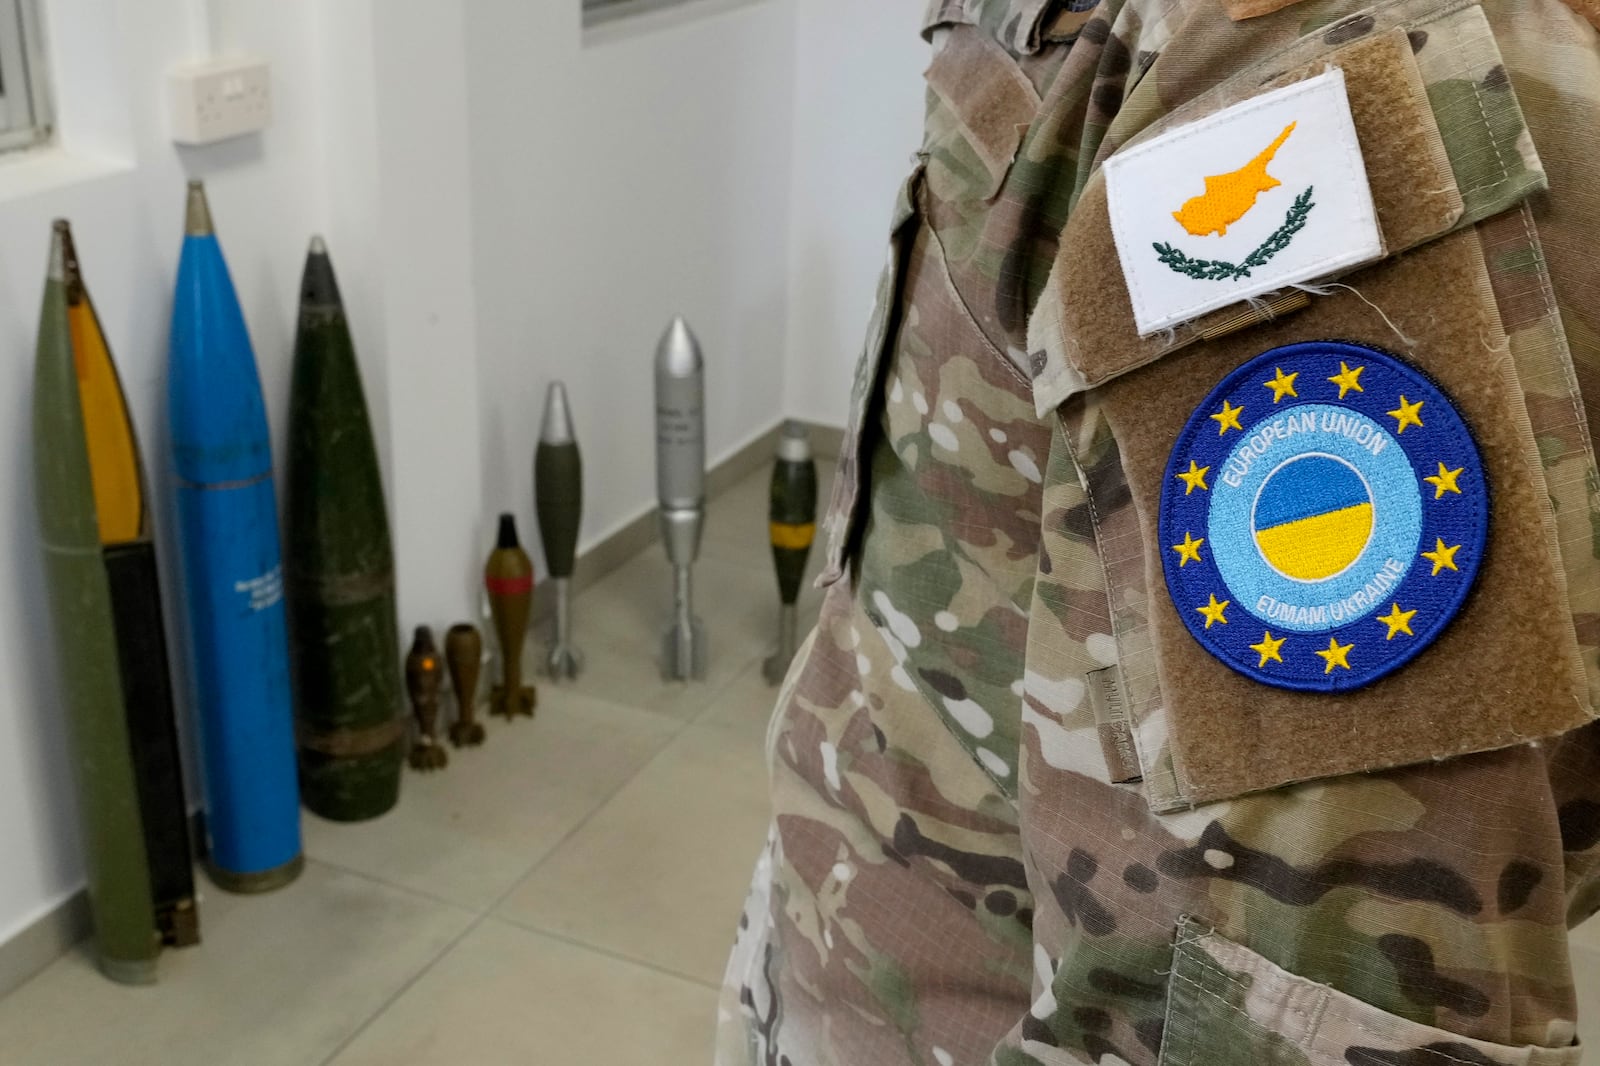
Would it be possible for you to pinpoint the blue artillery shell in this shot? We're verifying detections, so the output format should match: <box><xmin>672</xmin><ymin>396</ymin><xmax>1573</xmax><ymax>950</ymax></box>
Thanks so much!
<box><xmin>168</xmin><ymin>184</ymin><xmax>303</xmax><ymax>891</ymax></box>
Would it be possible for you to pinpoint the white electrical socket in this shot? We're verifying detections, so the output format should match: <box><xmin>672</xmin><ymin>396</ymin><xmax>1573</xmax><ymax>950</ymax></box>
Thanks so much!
<box><xmin>169</xmin><ymin>57</ymin><xmax>272</xmax><ymax>146</ymax></box>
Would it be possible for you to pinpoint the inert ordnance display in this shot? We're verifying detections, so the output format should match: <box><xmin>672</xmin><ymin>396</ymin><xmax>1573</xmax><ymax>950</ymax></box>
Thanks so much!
<box><xmin>485</xmin><ymin>514</ymin><xmax>537</xmax><ymax>719</ymax></box>
<box><xmin>535</xmin><ymin>381</ymin><xmax>584</xmax><ymax>680</ymax></box>
<box><xmin>763</xmin><ymin>421</ymin><xmax>818</xmax><ymax>685</ymax></box>
<box><xmin>35</xmin><ymin>223</ymin><xmax>166</xmax><ymax>983</ymax></box>
<box><xmin>405</xmin><ymin>627</ymin><xmax>447</xmax><ymax>771</ymax></box>
<box><xmin>445</xmin><ymin>624</ymin><xmax>485</xmax><ymax>747</ymax></box>
<box><xmin>286</xmin><ymin>236</ymin><xmax>404</xmax><ymax>822</ymax></box>
<box><xmin>655</xmin><ymin>317</ymin><xmax>707</xmax><ymax>681</ymax></box>
<box><xmin>169</xmin><ymin>181</ymin><xmax>303</xmax><ymax>893</ymax></box>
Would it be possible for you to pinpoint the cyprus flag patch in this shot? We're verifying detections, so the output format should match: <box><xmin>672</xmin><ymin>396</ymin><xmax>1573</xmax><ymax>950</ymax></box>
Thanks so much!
<box><xmin>1105</xmin><ymin>69</ymin><xmax>1382</xmax><ymax>336</ymax></box>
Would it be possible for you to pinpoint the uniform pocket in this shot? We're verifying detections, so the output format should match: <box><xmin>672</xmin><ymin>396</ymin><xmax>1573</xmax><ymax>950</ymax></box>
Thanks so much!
<box><xmin>817</xmin><ymin>160</ymin><xmax>926</xmax><ymax>589</ymax></box>
<box><xmin>1160</xmin><ymin>917</ymin><xmax>1583</xmax><ymax>1066</ymax></box>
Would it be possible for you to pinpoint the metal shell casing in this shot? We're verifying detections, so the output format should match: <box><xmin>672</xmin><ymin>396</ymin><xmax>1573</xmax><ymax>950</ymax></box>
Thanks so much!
<box><xmin>285</xmin><ymin>237</ymin><xmax>404</xmax><ymax>822</ymax></box>
<box><xmin>169</xmin><ymin>182</ymin><xmax>303</xmax><ymax>892</ymax></box>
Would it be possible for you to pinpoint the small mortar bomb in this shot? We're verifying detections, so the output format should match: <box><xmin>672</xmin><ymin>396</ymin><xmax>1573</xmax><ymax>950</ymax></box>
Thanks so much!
<box><xmin>763</xmin><ymin>421</ymin><xmax>818</xmax><ymax>685</ymax></box>
<box><xmin>406</xmin><ymin>626</ymin><xmax>448</xmax><ymax>771</ymax></box>
<box><xmin>485</xmin><ymin>514</ymin><xmax>537</xmax><ymax>718</ymax></box>
<box><xmin>445</xmin><ymin>623</ymin><xmax>485</xmax><ymax>747</ymax></box>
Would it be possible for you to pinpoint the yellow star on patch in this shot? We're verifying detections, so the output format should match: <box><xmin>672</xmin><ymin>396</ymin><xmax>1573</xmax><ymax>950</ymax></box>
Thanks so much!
<box><xmin>1172</xmin><ymin>532</ymin><xmax>1205</xmax><ymax>568</ymax></box>
<box><xmin>1175</xmin><ymin>460</ymin><xmax>1210</xmax><ymax>495</ymax></box>
<box><xmin>1196</xmin><ymin>594</ymin><xmax>1230</xmax><ymax>629</ymax></box>
<box><xmin>1387</xmin><ymin>395</ymin><xmax>1425</xmax><ymax>434</ymax></box>
<box><xmin>1250</xmin><ymin>631</ymin><xmax>1286</xmax><ymax>668</ymax></box>
<box><xmin>1424</xmin><ymin>462</ymin><xmax>1464</xmax><ymax>499</ymax></box>
<box><xmin>1422</xmin><ymin>538</ymin><xmax>1462</xmax><ymax>576</ymax></box>
<box><xmin>1211</xmin><ymin>400</ymin><xmax>1245</xmax><ymax>436</ymax></box>
<box><xmin>1328</xmin><ymin>361</ymin><xmax>1365</xmax><ymax>399</ymax></box>
<box><xmin>1316</xmin><ymin>637</ymin><xmax>1354</xmax><ymax>674</ymax></box>
<box><xmin>1377</xmin><ymin>603</ymin><xmax>1417</xmax><ymax>640</ymax></box>
<box><xmin>1264</xmin><ymin>368</ymin><xmax>1299</xmax><ymax>404</ymax></box>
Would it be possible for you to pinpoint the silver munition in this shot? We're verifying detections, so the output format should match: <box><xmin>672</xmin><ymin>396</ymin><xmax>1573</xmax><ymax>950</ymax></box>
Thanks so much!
<box><xmin>655</xmin><ymin>317</ymin><xmax>707</xmax><ymax>681</ymax></box>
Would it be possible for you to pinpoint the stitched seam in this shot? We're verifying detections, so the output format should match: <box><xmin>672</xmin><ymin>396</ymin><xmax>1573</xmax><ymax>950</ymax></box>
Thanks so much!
<box><xmin>1445</xmin><ymin>11</ymin><xmax>1513</xmax><ymax>206</ymax></box>
<box><xmin>1051</xmin><ymin>415</ymin><xmax>1166</xmax><ymax>798</ymax></box>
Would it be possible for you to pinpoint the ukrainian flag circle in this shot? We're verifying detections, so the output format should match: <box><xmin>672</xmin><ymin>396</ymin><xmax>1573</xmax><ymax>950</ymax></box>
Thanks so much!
<box><xmin>1159</xmin><ymin>341</ymin><xmax>1488</xmax><ymax>692</ymax></box>
<box><xmin>1252</xmin><ymin>454</ymin><xmax>1373</xmax><ymax>582</ymax></box>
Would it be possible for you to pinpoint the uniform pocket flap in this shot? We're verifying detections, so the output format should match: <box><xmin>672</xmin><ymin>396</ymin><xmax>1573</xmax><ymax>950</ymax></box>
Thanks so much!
<box><xmin>1028</xmin><ymin>5</ymin><xmax>1547</xmax><ymax>416</ymax></box>
<box><xmin>925</xmin><ymin>25</ymin><xmax>1042</xmax><ymax>203</ymax></box>
<box><xmin>1163</xmin><ymin>917</ymin><xmax>1583</xmax><ymax>1065</ymax></box>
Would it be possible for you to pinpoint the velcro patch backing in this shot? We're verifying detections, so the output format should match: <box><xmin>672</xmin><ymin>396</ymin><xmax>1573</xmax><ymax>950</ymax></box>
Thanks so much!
<box><xmin>1085</xmin><ymin>230</ymin><xmax>1590</xmax><ymax>807</ymax></box>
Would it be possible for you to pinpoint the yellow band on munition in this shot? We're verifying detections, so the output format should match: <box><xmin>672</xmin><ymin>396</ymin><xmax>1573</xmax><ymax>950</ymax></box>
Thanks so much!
<box><xmin>769</xmin><ymin>522</ymin><xmax>816</xmax><ymax>550</ymax></box>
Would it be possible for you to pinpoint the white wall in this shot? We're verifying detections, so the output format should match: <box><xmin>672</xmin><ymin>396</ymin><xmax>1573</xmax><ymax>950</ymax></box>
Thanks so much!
<box><xmin>782</xmin><ymin>0</ymin><xmax>931</xmax><ymax>428</ymax></box>
<box><xmin>465</xmin><ymin>0</ymin><xmax>798</xmax><ymax>561</ymax></box>
<box><xmin>0</xmin><ymin>0</ymin><xmax>334</xmax><ymax>946</ymax></box>
<box><xmin>0</xmin><ymin>0</ymin><xmax>932</xmax><ymax>958</ymax></box>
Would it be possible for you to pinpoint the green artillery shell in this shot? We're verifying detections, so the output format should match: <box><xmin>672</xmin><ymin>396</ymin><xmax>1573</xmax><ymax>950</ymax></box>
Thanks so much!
<box><xmin>285</xmin><ymin>237</ymin><xmax>404</xmax><ymax>822</ymax></box>
<box><xmin>61</xmin><ymin>220</ymin><xmax>199</xmax><ymax>949</ymax></box>
<box><xmin>769</xmin><ymin>424</ymin><xmax>818</xmax><ymax>607</ymax></box>
<box><xmin>485</xmin><ymin>515</ymin><xmax>536</xmax><ymax>719</ymax></box>
<box><xmin>33</xmin><ymin>224</ymin><xmax>160</xmax><ymax>983</ymax></box>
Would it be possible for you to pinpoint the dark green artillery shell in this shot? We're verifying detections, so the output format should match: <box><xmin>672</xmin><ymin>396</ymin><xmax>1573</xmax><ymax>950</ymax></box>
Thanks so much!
<box><xmin>33</xmin><ymin>270</ymin><xmax>160</xmax><ymax>981</ymax></box>
<box><xmin>105</xmin><ymin>542</ymin><xmax>200</xmax><ymax>947</ymax></box>
<box><xmin>535</xmin><ymin>442</ymin><xmax>582</xmax><ymax>579</ymax></box>
<box><xmin>286</xmin><ymin>249</ymin><xmax>403</xmax><ymax>823</ymax></box>
<box><xmin>769</xmin><ymin>458</ymin><xmax>818</xmax><ymax>606</ymax></box>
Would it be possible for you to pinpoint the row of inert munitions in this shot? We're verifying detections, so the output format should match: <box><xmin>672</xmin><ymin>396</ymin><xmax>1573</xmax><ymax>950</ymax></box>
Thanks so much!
<box><xmin>30</xmin><ymin>180</ymin><xmax>819</xmax><ymax>987</ymax></box>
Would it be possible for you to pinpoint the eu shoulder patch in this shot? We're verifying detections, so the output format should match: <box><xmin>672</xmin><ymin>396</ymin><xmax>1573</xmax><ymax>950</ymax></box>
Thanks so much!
<box><xmin>1104</xmin><ymin>69</ymin><xmax>1383</xmax><ymax>336</ymax></box>
<box><xmin>1159</xmin><ymin>340</ymin><xmax>1488</xmax><ymax>692</ymax></box>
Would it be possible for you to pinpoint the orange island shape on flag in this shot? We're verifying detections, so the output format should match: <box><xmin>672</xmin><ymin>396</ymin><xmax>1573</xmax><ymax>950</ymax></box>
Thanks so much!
<box><xmin>1172</xmin><ymin>122</ymin><xmax>1297</xmax><ymax>237</ymax></box>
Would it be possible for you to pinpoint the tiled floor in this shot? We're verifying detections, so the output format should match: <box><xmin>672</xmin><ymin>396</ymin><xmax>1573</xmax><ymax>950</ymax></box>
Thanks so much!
<box><xmin>0</xmin><ymin>465</ymin><xmax>821</xmax><ymax>1066</ymax></box>
<box><xmin>1</xmin><ymin>463</ymin><xmax>1597</xmax><ymax>1064</ymax></box>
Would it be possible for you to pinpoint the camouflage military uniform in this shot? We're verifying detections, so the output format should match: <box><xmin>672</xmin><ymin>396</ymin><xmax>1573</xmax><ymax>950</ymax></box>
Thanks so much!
<box><xmin>721</xmin><ymin>0</ymin><xmax>1600</xmax><ymax>1062</ymax></box>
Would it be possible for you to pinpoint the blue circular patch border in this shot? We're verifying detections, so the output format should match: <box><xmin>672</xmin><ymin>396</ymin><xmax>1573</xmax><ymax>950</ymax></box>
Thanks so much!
<box><xmin>1158</xmin><ymin>340</ymin><xmax>1489</xmax><ymax>693</ymax></box>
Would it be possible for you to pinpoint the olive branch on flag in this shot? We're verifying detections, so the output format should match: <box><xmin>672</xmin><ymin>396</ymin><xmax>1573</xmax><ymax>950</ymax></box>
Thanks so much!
<box><xmin>1153</xmin><ymin>187</ymin><xmax>1316</xmax><ymax>282</ymax></box>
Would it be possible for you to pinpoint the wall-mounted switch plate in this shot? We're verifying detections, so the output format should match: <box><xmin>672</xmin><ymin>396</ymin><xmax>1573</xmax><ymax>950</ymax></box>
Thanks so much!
<box><xmin>169</xmin><ymin>57</ymin><xmax>272</xmax><ymax>146</ymax></box>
